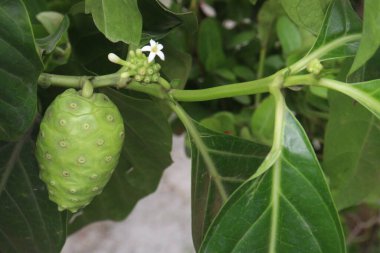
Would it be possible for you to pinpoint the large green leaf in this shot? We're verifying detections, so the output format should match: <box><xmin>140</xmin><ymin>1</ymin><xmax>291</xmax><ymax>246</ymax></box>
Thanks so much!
<box><xmin>197</xmin><ymin>18</ymin><xmax>226</xmax><ymax>71</ymax></box>
<box><xmin>308</xmin><ymin>0</ymin><xmax>361</xmax><ymax>60</ymax></box>
<box><xmin>350</xmin><ymin>0</ymin><xmax>380</xmax><ymax>73</ymax></box>
<box><xmin>138</xmin><ymin>0</ymin><xmax>197</xmax><ymax>41</ymax></box>
<box><xmin>280</xmin><ymin>0</ymin><xmax>330</xmax><ymax>35</ymax></box>
<box><xmin>61</xmin><ymin>13</ymin><xmax>127</xmax><ymax>75</ymax></box>
<box><xmin>85</xmin><ymin>0</ymin><xmax>142</xmax><ymax>45</ymax></box>
<box><xmin>276</xmin><ymin>16</ymin><xmax>302</xmax><ymax>56</ymax></box>
<box><xmin>0</xmin><ymin>136</ymin><xmax>66</xmax><ymax>253</ymax></box>
<box><xmin>323</xmin><ymin>54</ymin><xmax>380</xmax><ymax>210</ymax></box>
<box><xmin>191</xmin><ymin>123</ymin><xmax>268</xmax><ymax>250</ymax></box>
<box><xmin>0</xmin><ymin>0</ymin><xmax>43</xmax><ymax>141</ymax></box>
<box><xmin>323</xmin><ymin>92</ymin><xmax>380</xmax><ymax>210</ymax></box>
<box><xmin>160</xmin><ymin>45</ymin><xmax>192</xmax><ymax>89</ymax></box>
<box><xmin>257</xmin><ymin>0</ymin><xmax>284</xmax><ymax>48</ymax></box>
<box><xmin>68</xmin><ymin>89</ymin><xmax>172</xmax><ymax>231</ymax></box>
<box><xmin>199</xmin><ymin>110</ymin><xmax>345</xmax><ymax>253</ymax></box>
<box><xmin>22</xmin><ymin>0</ymin><xmax>48</xmax><ymax>23</ymax></box>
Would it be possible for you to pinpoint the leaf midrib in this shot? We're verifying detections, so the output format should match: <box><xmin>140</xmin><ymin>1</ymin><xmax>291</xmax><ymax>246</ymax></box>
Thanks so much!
<box><xmin>268</xmin><ymin>159</ymin><xmax>281</xmax><ymax>253</ymax></box>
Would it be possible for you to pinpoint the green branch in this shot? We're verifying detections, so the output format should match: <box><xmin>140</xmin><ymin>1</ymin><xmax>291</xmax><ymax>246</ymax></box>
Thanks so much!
<box><xmin>38</xmin><ymin>73</ymin><xmax>167</xmax><ymax>99</ymax></box>
<box><xmin>168</xmin><ymin>99</ymin><xmax>228</xmax><ymax>202</ymax></box>
<box><xmin>170</xmin><ymin>75</ymin><xmax>276</xmax><ymax>101</ymax></box>
<box><xmin>289</xmin><ymin>34</ymin><xmax>362</xmax><ymax>74</ymax></box>
<box><xmin>249</xmin><ymin>75</ymin><xmax>286</xmax><ymax>180</ymax></box>
<box><xmin>37</xmin><ymin>34</ymin><xmax>362</xmax><ymax>103</ymax></box>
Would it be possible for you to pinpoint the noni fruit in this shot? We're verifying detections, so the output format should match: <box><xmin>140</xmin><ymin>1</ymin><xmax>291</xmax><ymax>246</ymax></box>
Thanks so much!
<box><xmin>35</xmin><ymin>88</ymin><xmax>124</xmax><ymax>213</ymax></box>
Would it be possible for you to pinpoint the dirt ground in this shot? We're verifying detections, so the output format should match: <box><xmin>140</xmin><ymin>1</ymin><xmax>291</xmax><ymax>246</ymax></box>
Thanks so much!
<box><xmin>61</xmin><ymin>135</ymin><xmax>195</xmax><ymax>253</ymax></box>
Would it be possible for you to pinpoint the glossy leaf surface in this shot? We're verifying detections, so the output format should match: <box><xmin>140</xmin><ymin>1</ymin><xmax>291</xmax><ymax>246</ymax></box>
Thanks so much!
<box><xmin>0</xmin><ymin>0</ymin><xmax>43</xmax><ymax>140</ymax></box>
<box><xmin>309</xmin><ymin>0</ymin><xmax>361</xmax><ymax>60</ymax></box>
<box><xmin>0</xmin><ymin>137</ymin><xmax>66</xmax><ymax>253</ymax></box>
<box><xmin>280</xmin><ymin>0</ymin><xmax>329</xmax><ymax>34</ymax></box>
<box><xmin>69</xmin><ymin>89</ymin><xmax>172</xmax><ymax>231</ymax></box>
<box><xmin>191</xmin><ymin>123</ymin><xmax>268</xmax><ymax>249</ymax></box>
<box><xmin>199</xmin><ymin>110</ymin><xmax>345</xmax><ymax>253</ymax></box>
<box><xmin>85</xmin><ymin>0</ymin><xmax>142</xmax><ymax>45</ymax></box>
<box><xmin>350</xmin><ymin>0</ymin><xmax>380</xmax><ymax>73</ymax></box>
<box><xmin>139</xmin><ymin>0</ymin><xmax>197</xmax><ymax>43</ymax></box>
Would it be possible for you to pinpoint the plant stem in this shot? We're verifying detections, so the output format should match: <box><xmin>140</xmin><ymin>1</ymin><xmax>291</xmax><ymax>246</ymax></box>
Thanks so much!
<box><xmin>38</xmin><ymin>73</ymin><xmax>167</xmax><ymax>98</ymax></box>
<box><xmin>255</xmin><ymin>47</ymin><xmax>267</xmax><ymax>106</ymax></box>
<box><xmin>316</xmin><ymin>78</ymin><xmax>380</xmax><ymax>117</ymax></box>
<box><xmin>249</xmin><ymin>75</ymin><xmax>286</xmax><ymax>180</ymax></box>
<box><xmin>289</xmin><ymin>34</ymin><xmax>362</xmax><ymax>74</ymax></box>
<box><xmin>168</xmin><ymin>99</ymin><xmax>228</xmax><ymax>202</ymax></box>
<box><xmin>170</xmin><ymin>75</ymin><xmax>276</xmax><ymax>102</ymax></box>
<box><xmin>38</xmin><ymin>74</ymin><xmax>85</xmax><ymax>88</ymax></box>
<box><xmin>170</xmin><ymin>74</ymin><xmax>318</xmax><ymax>102</ymax></box>
<box><xmin>38</xmin><ymin>35</ymin><xmax>361</xmax><ymax>102</ymax></box>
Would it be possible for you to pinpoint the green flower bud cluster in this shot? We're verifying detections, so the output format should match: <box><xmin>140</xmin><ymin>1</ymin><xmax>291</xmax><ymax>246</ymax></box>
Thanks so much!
<box><xmin>307</xmin><ymin>59</ymin><xmax>323</xmax><ymax>75</ymax></box>
<box><xmin>125</xmin><ymin>50</ymin><xmax>161</xmax><ymax>84</ymax></box>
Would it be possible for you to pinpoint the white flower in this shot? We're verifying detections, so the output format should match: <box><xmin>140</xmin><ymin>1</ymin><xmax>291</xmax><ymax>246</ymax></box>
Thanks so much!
<box><xmin>107</xmin><ymin>53</ymin><xmax>123</xmax><ymax>64</ymax></box>
<box><xmin>141</xmin><ymin>39</ymin><xmax>165</xmax><ymax>62</ymax></box>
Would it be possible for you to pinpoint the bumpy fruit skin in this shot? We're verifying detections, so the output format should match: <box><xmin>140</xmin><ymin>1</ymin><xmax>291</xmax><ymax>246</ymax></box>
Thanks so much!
<box><xmin>35</xmin><ymin>89</ymin><xmax>125</xmax><ymax>213</ymax></box>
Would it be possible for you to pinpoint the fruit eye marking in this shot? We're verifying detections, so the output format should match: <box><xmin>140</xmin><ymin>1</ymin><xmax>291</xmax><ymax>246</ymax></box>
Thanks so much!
<box><xmin>50</xmin><ymin>180</ymin><xmax>56</xmax><ymax>186</ymax></box>
<box><xmin>59</xmin><ymin>140</ymin><xmax>68</xmax><ymax>148</ymax></box>
<box><xmin>49</xmin><ymin>190</ymin><xmax>55</xmax><ymax>195</ymax></box>
<box><xmin>59</xmin><ymin>119</ymin><xmax>66</xmax><ymax>126</ymax></box>
<box><xmin>105</xmin><ymin>155</ymin><xmax>113</xmax><ymax>162</ymax></box>
<box><xmin>106</xmin><ymin>114</ymin><xmax>114</xmax><ymax>122</ymax></box>
<box><xmin>70</xmin><ymin>198</ymin><xmax>79</xmax><ymax>202</ymax></box>
<box><xmin>90</xmin><ymin>174</ymin><xmax>98</xmax><ymax>179</ymax></box>
<box><xmin>45</xmin><ymin>153</ymin><xmax>52</xmax><ymax>160</ymax></box>
<box><xmin>40</xmin><ymin>131</ymin><xmax>45</xmax><ymax>138</ymax></box>
<box><xmin>62</xmin><ymin>170</ymin><xmax>70</xmax><ymax>177</ymax></box>
<box><xmin>69</xmin><ymin>188</ymin><xmax>77</xmax><ymax>193</ymax></box>
<box><xmin>96</xmin><ymin>139</ymin><xmax>104</xmax><ymax>146</ymax></box>
<box><xmin>83</xmin><ymin>123</ymin><xmax>90</xmax><ymax>130</ymax></box>
<box><xmin>77</xmin><ymin>156</ymin><xmax>86</xmax><ymax>164</ymax></box>
<box><xmin>119</xmin><ymin>131</ymin><xmax>124</xmax><ymax>138</ymax></box>
<box><xmin>69</xmin><ymin>102</ymin><xmax>78</xmax><ymax>109</ymax></box>
<box><xmin>92</xmin><ymin>186</ymin><xmax>99</xmax><ymax>192</ymax></box>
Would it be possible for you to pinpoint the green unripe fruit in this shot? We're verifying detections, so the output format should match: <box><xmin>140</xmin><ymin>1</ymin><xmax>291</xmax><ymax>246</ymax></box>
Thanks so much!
<box><xmin>35</xmin><ymin>89</ymin><xmax>125</xmax><ymax>213</ymax></box>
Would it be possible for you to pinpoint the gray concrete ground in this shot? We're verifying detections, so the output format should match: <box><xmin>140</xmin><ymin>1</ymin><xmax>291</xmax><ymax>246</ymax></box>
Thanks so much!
<box><xmin>61</xmin><ymin>135</ymin><xmax>195</xmax><ymax>253</ymax></box>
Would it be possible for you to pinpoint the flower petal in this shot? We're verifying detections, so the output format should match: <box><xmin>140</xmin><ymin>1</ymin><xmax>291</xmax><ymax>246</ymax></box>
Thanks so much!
<box><xmin>157</xmin><ymin>51</ymin><xmax>165</xmax><ymax>61</ymax></box>
<box><xmin>150</xmin><ymin>39</ymin><xmax>156</xmax><ymax>46</ymax></box>
<box><xmin>108</xmin><ymin>53</ymin><xmax>121</xmax><ymax>63</ymax></box>
<box><xmin>141</xmin><ymin>45</ymin><xmax>151</xmax><ymax>52</ymax></box>
<box><xmin>157</xmin><ymin>44</ymin><xmax>163</xmax><ymax>51</ymax></box>
<box><xmin>148</xmin><ymin>52</ymin><xmax>156</xmax><ymax>62</ymax></box>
